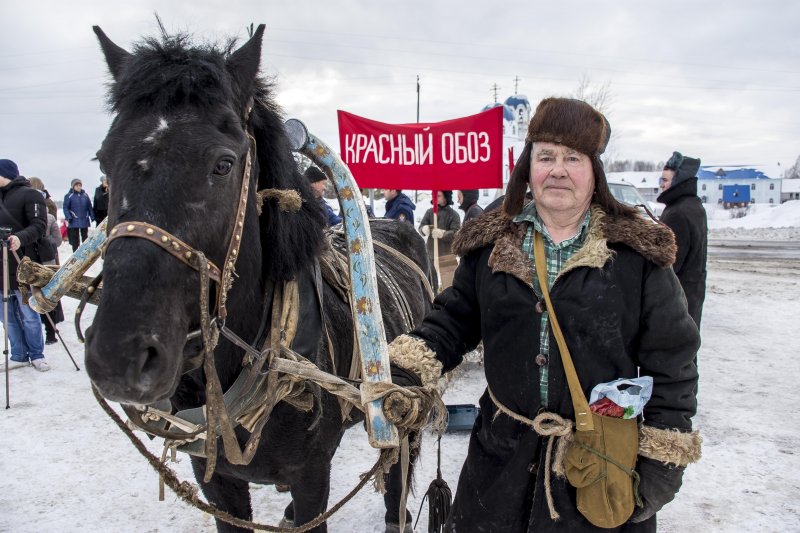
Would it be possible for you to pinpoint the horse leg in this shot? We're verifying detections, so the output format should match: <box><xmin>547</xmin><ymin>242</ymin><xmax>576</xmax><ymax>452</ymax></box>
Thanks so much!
<box><xmin>288</xmin><ymin>462</ymin><xmax>332</xmax><ymax>533</ymax></box>
<box><xmin>191</xmin><ymin>458</ymin><xmax>253</xmax><ymax>533</ymax></box>
<box><xmin>383</xmin><ymin>434</ymin><xmax>419</xmax><ymax>533</ymax></box>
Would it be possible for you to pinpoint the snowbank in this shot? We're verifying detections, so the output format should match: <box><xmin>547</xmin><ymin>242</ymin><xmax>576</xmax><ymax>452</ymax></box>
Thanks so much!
<box><xmin>706</xmin><ymin>201</ymin><xmax>800</xmax><ymax>229</ymax></box>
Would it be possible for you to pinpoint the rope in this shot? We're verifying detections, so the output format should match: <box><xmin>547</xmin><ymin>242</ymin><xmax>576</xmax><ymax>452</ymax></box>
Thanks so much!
<box><xmin>362</xmin><ymin>381</ymin><xmax>447</xmax><ymax>435</ymax></box>
<box><xmin>487</xmin><ymin>386</ymin><xmax>573</xmax><ymax>521</ymax></box>
<box><xmin>93</xmin><ymin>384</ymin><xmax>389</xmax><ymax>532</ymax></box>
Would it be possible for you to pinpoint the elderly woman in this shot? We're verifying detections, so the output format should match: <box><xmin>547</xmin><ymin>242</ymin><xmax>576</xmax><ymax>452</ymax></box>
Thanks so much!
<box><xmin>388</xmin><ymin>98</ymin><xmax>701</xmax><ymax>532</ymax></box>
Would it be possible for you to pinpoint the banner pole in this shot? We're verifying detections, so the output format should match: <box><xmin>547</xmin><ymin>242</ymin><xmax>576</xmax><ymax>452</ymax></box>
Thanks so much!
<box><xmin>432</xmin><ymin>189</ymin><xmax>441</xmax><ymax>293</ymax></box>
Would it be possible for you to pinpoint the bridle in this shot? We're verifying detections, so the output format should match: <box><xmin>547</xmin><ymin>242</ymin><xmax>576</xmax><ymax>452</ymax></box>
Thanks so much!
<box><xmin>104</xmin><ymin>135</ymin><xmax>255</xmax><ymax>323</ymax></box>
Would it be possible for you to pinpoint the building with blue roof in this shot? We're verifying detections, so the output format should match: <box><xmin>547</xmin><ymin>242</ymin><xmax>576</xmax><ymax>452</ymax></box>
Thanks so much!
<box><xmin>696</xmin><ymin>166</ymin><xmax>780</xmax><ymax>206</ymax></box>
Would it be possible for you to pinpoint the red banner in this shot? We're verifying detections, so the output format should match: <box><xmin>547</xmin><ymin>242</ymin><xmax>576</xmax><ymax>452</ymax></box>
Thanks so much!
<box><xmin>337</xmin><ymin>107</ymin><xmax>503</xmax><ymax>190</ymax></box>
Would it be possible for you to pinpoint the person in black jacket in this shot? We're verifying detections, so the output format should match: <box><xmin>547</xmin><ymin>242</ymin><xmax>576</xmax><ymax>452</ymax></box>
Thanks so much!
<box><xmin>657</xmin><ymin>152</ymin><xmax>707</xmax><ymax>328</ymax></box>
<box><xmin>93</xmin><ymin>176</ymin><xmax>109</xmax><ymax>225</ymax></box>
<box><xmin>0</xmin><ymin>159</ymin><xmax>50</xmax><ymax>371</ymax></box>
<box><xmin>457</xmin><ymin>189</ymin><xmax>484</xmax><ymax>222</ymax></box>
<box><xmin>304</xmin><ymin>166</ymin><xmax>342</xmax><ymax>227</ymax></box>
<box><xmin>383</xmin><ymin>99</ymin><xmax>701</xmax><ymax>532</ymax></box>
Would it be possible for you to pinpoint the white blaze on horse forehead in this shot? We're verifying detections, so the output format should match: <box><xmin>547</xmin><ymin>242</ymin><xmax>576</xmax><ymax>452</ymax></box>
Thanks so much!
<box><xmin>143</xmin><ymin>116</ymin><xmax>169</xmax><ymax>144</ymax></box>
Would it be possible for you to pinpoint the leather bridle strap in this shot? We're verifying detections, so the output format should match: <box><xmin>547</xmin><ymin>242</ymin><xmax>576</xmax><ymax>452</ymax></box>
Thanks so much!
<box><xmin>105</xmin><ymin>222</ymin><xmax>223</xmax><ymax>283</ymax></box>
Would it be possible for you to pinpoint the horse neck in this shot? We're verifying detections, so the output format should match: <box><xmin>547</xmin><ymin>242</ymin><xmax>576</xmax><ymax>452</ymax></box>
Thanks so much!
<box><xmin>213</xmin><ymin>210</ymin><xmax>265</xmax><ymax>390</ymax></box>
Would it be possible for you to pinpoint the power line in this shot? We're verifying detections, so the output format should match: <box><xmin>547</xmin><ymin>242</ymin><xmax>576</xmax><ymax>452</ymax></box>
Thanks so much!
<box><xmin>266</xmin><ymin>26</ymin><xmax>800</xmax><ymax>76</ymax></box>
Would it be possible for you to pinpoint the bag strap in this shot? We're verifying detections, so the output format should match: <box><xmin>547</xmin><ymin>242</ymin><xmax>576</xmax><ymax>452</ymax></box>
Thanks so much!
<box><xmin>533</xmin><ymin>231</ymin><xmax>594</xmax><ymax>432</ymax></box>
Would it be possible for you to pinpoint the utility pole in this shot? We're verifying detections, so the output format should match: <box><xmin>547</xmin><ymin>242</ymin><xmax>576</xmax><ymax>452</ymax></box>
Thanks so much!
<box><xmin>415</xmin><ymin>75</ymin><xmax>420</xmax><ymax>203</ymax></box>
<box><xmin>491</xmin><ymin>83</ymin><xmax>501</xmax><ymax>104</ymax></box>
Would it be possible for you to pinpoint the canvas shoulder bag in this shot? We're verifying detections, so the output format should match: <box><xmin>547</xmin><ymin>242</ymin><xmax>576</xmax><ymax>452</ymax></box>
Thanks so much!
<box><xmin>534</xmin><ymin>231</ymin><xmax>640</xmax><ymax>528</ymax></box>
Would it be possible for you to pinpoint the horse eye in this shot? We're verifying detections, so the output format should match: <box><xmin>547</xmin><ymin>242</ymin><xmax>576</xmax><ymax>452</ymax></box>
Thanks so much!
<box><xmin>213</xmin><ymin>159</ymin><xmax>233</xmax><ymax>177</ymax></box>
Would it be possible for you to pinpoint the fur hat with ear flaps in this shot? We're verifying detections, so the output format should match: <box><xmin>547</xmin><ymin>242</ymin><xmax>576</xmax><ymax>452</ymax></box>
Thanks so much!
<box><xmin>526</xmin><ymin>97</ymin><xmax>611</xmax><ymax>156</ymax></box>
<box><xmin>504</xmin><ymin>97</ymin><xmax>624</xmax><ymax>218</ymax></box>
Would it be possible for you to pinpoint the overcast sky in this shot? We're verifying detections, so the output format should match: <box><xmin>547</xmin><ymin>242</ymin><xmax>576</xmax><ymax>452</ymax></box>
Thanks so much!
<box><xmin>2</xmin><ymin>0</ymin><xmax>798</xmax><ymax>194</ymax></box>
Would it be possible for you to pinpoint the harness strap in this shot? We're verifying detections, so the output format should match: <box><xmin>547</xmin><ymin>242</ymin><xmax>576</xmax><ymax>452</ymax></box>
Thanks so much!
<box><xmin>105</xmin><ymin>221</ymin><xmax>222</xmax><ymax>282</ymax></box>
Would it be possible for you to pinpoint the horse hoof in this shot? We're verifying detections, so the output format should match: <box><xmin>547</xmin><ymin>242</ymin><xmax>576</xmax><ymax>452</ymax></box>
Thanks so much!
<box><xmin>275</xmin><ymin>484</ymin><xmax>291</xmax><ymax>493</ymax></box>
<box><xmin>384</xmin><ymin>523</ymin><xmax>413</xmax><ymax>533</ymax></box>
<box><xmin>279</xmin><ymin>517</ymin><xmax>295</xmax><ymax>528</ymax></box>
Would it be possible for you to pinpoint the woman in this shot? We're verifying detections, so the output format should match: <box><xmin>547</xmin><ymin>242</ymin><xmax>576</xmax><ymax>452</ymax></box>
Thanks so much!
<box><xmin>27</xmin><ymin>177</ymin><xmax>65</xmax><ymax>345</ymax></box>
<box><xmin>388</xmin><ymin>98</ymin><xmax>700</xmax><ymax>532</ymax></box>
<box><xmin>63</xmin><ymin>178</ymin><xmax>94</xmax><ymax>252</ymax></box>
<box><xmin>418</xmin><ymin>190</ymin><xmax>461</xmax><ymax>257</ymax></box>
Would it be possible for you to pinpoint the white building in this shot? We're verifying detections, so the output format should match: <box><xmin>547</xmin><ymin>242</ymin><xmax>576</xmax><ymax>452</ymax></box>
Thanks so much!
<box><xmin>606</xmin><ymin>171</ymin><xmax>661</xmax><ymax>202</ymax></box>
<box><xmin>781</xmin><ymin>179</ymin><xmax>800</xmax><ymax>203</ymax></box>
<box><xmin>696</xmin><ymin>167</ymin><xmax>781</xmax><ymax>206</ymax></box>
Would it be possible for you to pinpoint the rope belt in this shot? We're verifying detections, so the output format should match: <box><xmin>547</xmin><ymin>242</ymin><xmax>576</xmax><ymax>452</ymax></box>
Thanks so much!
<box><xmin>487</xmin><ymin>386</ymin><xmax>572</xmax><ymax>520</ymax></box>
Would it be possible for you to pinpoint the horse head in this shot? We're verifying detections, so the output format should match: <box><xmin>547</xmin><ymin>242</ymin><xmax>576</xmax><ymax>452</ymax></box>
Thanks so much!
<box><xmin>86</xmin><ymin>25</ymin><xmax>324</xmax><ymax>405</ymax></box>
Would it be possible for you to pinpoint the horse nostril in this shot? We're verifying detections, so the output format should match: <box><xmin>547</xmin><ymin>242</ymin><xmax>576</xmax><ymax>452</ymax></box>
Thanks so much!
<box><xmin>140</xmin><ymin>346</ymin><xmax>160</xmax><ymax>376</ymax></box>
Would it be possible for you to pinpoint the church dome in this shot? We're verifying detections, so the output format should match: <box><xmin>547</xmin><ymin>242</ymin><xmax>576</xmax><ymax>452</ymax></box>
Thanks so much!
<box><xmin>504</xmin><ymin>94</ymin><xmax>530</xmax><ymax>109</ymax></box>
<box><xmin>482</xmin><ymin>102</ymin><xmax>515</xmax><ymax>122</ymax></box>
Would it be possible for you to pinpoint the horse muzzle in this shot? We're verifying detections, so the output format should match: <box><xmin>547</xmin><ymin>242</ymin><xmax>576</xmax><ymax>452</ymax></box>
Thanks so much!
<box><xmin>84</xmin><ymin>326</ymin><xmax>182</xmax><ymax>404</ymax></box>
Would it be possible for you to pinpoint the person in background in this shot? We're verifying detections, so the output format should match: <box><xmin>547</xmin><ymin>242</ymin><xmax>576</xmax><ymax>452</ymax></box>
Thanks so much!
<box><xmin>304</xmin><ymin>166</ymin><xmax>341</xmax><ymax>227</ymax></box>
<box><xmin>384</xmin><ymin>98</ymin><xmax>700</xmax><ymax>530</ymax></box>
<box><xmin>27</xmin><ymin>177</ymin><xmax>65</xmax><ymax>345</ymax></box>
<box><xmin>657</xmin><ymin>152</ymin><xmax>707</xmax><ymax>330</ymax></box>
<box><xmin>419</xmin><ymin>190</ymin><xmax>461</xmax><ymax>257</ymax></box>
<box><xmin>0</xmin><ymin>159</ymin><xmax>49</xmax><ymax>371</ymax></box>
<box><xmin>458</xmin><ymin>189</ymin><xmax>484</xmax><ymax>223</ymax></box>
<box><xmin>93</xmin><ymin>176</ymin><xmax>109</xmax><ymax>225</ymax></box>
<box><xmin>382</xmin><ymin>189</ymin><xmax>416</xmax><ymax>223</ymax></box>
<box><xmin>63</xmin><ymin>178</ymin><xmax>94</xmax><ymax>252</ymax></box>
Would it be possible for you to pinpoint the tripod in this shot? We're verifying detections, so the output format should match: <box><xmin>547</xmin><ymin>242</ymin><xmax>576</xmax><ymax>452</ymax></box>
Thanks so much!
<box><xmin>3</xmin><ymin>229</ymin><xmax>10</xmax><ymax>409</ymax></box>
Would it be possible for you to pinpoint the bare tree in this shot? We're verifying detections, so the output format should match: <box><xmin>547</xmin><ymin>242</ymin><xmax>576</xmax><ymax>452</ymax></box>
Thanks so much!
<box><xmin>785</xmin><ymin>154</ymin><xmax>800</xmax><ymax>179</ymax></box>
<box><xmin>572</xmin><ymin>74</ymin><xmax>619</xmax><ymax>163</ymax></box>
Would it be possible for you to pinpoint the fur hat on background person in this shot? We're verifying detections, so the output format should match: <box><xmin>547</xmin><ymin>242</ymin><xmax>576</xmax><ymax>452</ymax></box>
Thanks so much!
<box><xmin>504</xmin><ymin>97</ymin><xmax>636</xmax><ymax>218</ymax></box>
<box><xmin>71</xmin><ymin>178</ymin><xmax>83</xmax><ymax>188</ymax></box>
<box><xmin>664</xmin><ymin>151</ymin><xmax>701</xmax><ymax>186</ymax></box>
<box><xmin>459</xmin><ymin>190</ymin><xmax>479</xmax><ymax>211</ymax></box>
<box><xmin>0</xmin><ymin>159</ymin><xmax>20</xmax><ymax>179</ymax></box>
<box><xmin>304</xmin><ymin>165</ymin><xmax>327</xmax><ymax>184</ymax></box>
<box><xmin>526</xmin><ymin>97</ymin><xmax>611</xmax><ymax>157</ymax></box>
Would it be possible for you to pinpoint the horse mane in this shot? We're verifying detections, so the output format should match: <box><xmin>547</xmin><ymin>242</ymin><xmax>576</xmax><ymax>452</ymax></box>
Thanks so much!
<box><xmin>250</xmin><ymin>92</ymin><xmax>326</xmax><ymax>281</ymax></box>
<box><xmin>105</xmin><ymin>31</ymin><xmax>325</xmax><ymax>282</ymax></box>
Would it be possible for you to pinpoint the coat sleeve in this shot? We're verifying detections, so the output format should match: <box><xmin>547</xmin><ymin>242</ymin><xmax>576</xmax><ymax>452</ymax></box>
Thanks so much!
<box><xmin>662</xmin><ymin>212</ymin><xmax>690</xmax><ymax>275</ymax></box>
<box><xmin>636</xmin><ymin>263</ymin><xmax>699</xmax><ymax>431</ymax></box>
<box><xmin>63</xmin><ymin>194</ymin><xmax>72</xmax><ymax>220</ymax></box>
<box><xmin>47</xmin><ymin>215</ymin><xmax>61</xmax><ymax>247</ymax></box>
<box><xmin>16</xmin><ymin>190</ymin><xmax>47</xmax><ymax>247</ymax></box>
<box><xmin>419</xmin><ymin>208</ymin><xmax>432</xmax><ymax>233</ymax></box>
<box><xmin>411</xmin><ymin>249</ymin><xmax>483</xmax><ymax>372</ymax></box>
<box><xmin>440</xmin><ymin>210</ymin><xmax>462</xmax><ymax>248</ymax></box>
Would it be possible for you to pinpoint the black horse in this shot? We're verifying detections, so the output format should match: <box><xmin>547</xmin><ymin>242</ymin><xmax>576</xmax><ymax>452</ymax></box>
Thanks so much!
<box><xmin>85</xmin><ymin>25</ymin><xmax>432</xmax><ymax>533</ymax></box>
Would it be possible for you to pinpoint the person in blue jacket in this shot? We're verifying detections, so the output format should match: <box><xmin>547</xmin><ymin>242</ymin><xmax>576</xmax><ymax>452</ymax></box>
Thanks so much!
<box><xmin>382</xmin><ymin>189</ymin><xmax>416</xmax><ymax>223</ymax></box>
<box><xmin>304</xmin><ymin>166</ymin><xmax>341</xmax><ymax>227</ymax></box>
<box><xmin>63</xmin><ymin>178</ymin><xmax>94</xmax><ymax>251</ymax></box>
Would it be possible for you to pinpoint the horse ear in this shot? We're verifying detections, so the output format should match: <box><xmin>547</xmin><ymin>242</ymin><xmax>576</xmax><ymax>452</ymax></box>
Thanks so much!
<box><xmin>93</xmin><ymin>26</ymin><xmax>131</xmax><ymax>81</ymax></box>
<box><xmin>226</xmin><ymin>24</ymin><xmax>266</xmax><ymax>99</ymax></box>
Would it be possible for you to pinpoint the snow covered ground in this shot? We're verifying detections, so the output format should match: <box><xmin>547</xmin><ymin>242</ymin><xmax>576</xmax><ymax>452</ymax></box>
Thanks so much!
<box><xmin>2</xmin><ymin>231</ymin><xmax>800</xmax><ymax>532</ymax></box>
<box><xmin>707</xmin><ymin>201</ymin><xmax>800</xmax><ymax>241</ymax></box>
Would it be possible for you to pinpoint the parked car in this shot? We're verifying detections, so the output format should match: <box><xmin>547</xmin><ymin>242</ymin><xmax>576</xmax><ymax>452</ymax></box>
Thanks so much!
<box><xmin>607</xmin><ymin>179</ymin><xmax>660</xmax><ymax>219</ymax></box>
